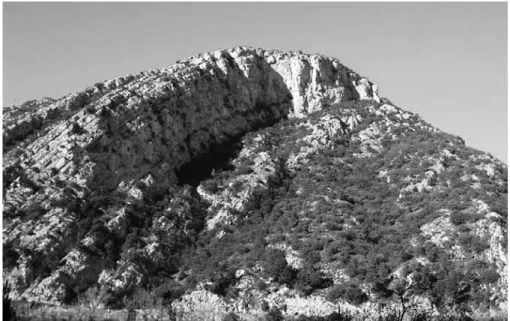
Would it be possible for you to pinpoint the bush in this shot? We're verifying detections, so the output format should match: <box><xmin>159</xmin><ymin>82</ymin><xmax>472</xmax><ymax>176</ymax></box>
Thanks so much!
<box><xmin>3</xmin><ymin>242</ymin><xmax>19</xmax><ymax>270</ymax></box>
<box><xmin>71</xmin><ymin>122</ymin><xmax>87</xmax><ymax>135</ymax></box>
<box><xmin>125</xmin><ymin>288</ymin><xmax>155</xmax><ymax>309</ymax></box>
<box><xmin>471</xmin><ymin>236</ymin><xmax>489</xmax><ymax>254</ymax></box>
<box><xmin>296</xmin><ymin>311</ymin><xmax>354</xmax><ymax>321</ymax></box>
<box><xmin>265</xmin><ymin>307</ymin><xmax>284</xmax><ymax>321</ymax></box>
<box><xmin>153</xmin><ymin>280</ymin><xmax>185</xmax><ymax>304</ymax></box>
<box><xmin>326</xmin><ymin>285</ymin><xmax>344</xmax><ymax>302</ymax></box>
<box><xmin>295</xmin><ymin>265</ymin><xmax>332</xmax><ymax>296</ymax></box>
<box><xmin>94</xmin><ymin>82</ymin><xmax>105</xmax><ymax>89</ymax></box>
<box><xmin>209</xmin><ymin>270</ymin><xmax>237</xmax><ymax>297</ymax></box>
<box><xmin>85</xmin><ymin>105</ymin><xmax>96</xmax><ymax>114</ymax></box>
<box><xmin>237</xmin><ymin>165</ymin><xmax>254</xmax><ymax>175</ymax></box>
<box><xmin>323</xmin><ymin>311</ymin><xmax>353</xmax><ymax>321</ymax></box>
<box><xmin>222</xmin><ymin>312</ymin><xmax>241</xmax><ymax>321</ymax></box>
<box><xmin>480</xmin><ymin>269</ymin><xmax>500</xmax><ymax>284</ymax></box>
<box><xmin>231</xmin><ymin>180</ymin><xmax>244</xmax><ymax>194</ymax></box>
<box><xmin>263</xmin><ymin>249</ymin><xmax>293</xmax><ymax>284</ymax></box>
<box><xmin>274</xmin><ymin>265</ymin><xmax>294</xmax><ymax>285</ymax></box>
<box><xmin>450</xmin><ymin>211</ymin><xmax>467</xmax><ymax>225</ymax></box>
<box><xmin>328</xmin><ymin>282</ymin><xmax>368</xmax><ymax>306</ymax></box>
<box><xmin>202</xmin><ymin>179</ymin><xmax>219</xmax><ymax>193</ymax></box>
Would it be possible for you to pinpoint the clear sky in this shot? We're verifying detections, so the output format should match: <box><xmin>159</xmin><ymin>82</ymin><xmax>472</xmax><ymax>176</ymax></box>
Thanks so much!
<box><xmin>3</xmin><ymin>2</ymin><xmax>508</xmax><ymax>162</ymax></box>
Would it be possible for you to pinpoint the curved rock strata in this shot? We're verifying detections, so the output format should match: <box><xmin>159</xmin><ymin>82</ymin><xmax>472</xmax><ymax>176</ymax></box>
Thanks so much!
<box><xmin>5</xmin><ymin>47</ymin><xmax>505</xmax><ymax>321</ymax></box>
<box><xmin>3</xmin><ymin>47</ymin><xmax>379</xmax><ymax>303</ymax></box>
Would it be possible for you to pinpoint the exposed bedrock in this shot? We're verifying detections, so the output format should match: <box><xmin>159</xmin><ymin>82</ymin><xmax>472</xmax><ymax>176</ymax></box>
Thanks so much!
<box><xmin>3</xmin><ymin>46</ymin><xmax>380</xmax><ymax>303</ymax></box>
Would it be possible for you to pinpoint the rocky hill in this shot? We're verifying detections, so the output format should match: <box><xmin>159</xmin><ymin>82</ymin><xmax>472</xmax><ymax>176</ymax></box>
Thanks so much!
<box><xmin>3</xmin><ymin>47</ymin><xmax>507</xmax><ymax>320</ymax></box>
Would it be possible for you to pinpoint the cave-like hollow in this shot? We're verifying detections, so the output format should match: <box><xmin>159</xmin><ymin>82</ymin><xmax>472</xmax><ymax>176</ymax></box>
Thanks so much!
<box><xmin>175</xmin><ymin>135</ymin><xmax>245</xmax><ymax>187</ymax></box>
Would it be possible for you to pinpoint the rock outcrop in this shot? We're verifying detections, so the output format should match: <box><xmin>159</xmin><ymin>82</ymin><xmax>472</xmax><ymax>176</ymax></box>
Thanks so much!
<box><xmin>3</xmin><ymin>47</ymin><xmax>379</xmax><ymax>303</ymax></box>
<box><xmin>3</xmin><ymin>47</ymin><xmax>506</xmax><ymax>321</ymax></box>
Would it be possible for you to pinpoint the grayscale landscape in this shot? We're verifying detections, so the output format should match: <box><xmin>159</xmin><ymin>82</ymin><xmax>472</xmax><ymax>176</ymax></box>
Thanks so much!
<box><xmin>3</xmin><ymin>3</ymin><xmax>507</xmax><ymax>321</ymax></box>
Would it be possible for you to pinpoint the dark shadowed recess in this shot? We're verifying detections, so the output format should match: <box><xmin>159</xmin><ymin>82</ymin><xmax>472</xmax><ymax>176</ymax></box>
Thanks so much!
<box><xmin>175</xmin><ymin>100</ymin><xmax>290</xmax><ymax>187</ymax></box>
<box><xmin>175</xmin><ymin>134</ymin><xmax>244</xmax><ymax>187</ymax></box>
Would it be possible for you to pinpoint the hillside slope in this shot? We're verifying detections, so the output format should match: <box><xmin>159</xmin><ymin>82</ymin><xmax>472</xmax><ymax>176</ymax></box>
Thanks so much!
<box><xmin>3</xmin><ymin>47</ymin><xmax>506</xmax><ymax>320</ymax></box>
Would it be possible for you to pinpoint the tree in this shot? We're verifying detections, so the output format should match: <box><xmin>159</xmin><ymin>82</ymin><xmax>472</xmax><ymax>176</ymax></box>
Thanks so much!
<box><xmin>392</xmin><ymin>279</ymin><xmax>415</xmax><ymax>321</ymax></box>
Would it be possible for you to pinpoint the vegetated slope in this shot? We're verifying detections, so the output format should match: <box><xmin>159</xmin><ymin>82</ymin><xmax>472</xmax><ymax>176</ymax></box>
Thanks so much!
<box><xmin>2</xmin><ymin>46</ymin><xmax>379</xmax><ymax>305</ymax></box>
<box><xmin>2</xmin><ymin>47</ymin><xmax>506</xmax><ymax>320</ymax></box>
<box><xmin>177</xmin><ymin>100</ymin><xmax>507</xmax><ymax>319</ymax></box>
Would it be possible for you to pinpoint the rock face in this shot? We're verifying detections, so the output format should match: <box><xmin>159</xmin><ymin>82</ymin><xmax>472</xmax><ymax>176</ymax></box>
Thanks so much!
<box><xmin>3</xmin><ymin>47</ymin><xmax>506</xmax><ymax>320</ymax></box>
<box><xmin>3</xmin><ymin>47</ymin><xmax>378</xmax><ymax>303</ymax></box>
<box><xmin>4</xmin><ymin>46</ymin><xmax>378</xmax><ymax>216</ymax></box>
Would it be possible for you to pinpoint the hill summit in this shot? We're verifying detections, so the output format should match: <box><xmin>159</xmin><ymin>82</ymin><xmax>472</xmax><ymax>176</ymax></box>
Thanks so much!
<box><xmin>3</xmin><ymin>47</ymin><xmax>507</xmax><ymax>320</ymax></box>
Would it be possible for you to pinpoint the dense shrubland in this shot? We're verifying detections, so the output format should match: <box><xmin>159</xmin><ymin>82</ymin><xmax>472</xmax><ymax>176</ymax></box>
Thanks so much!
<box><xmin>165</xmin><ymin>100</ymin><xmax>505</xmax><ymax>317</ymax></box>
<box><xmin>5</xmin><ymin>100</ymin><xmax>506</xmax><ymax>321</ymax></box>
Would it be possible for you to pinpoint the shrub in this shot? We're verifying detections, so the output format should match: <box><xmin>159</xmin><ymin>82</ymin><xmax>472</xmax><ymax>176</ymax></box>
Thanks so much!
<box><xmin>480</xmin><ymin>269</ymin><xmax>500</xmax><ymax>284</ymax></box>
<box><xmin>85</xmin><ymin>105</ymin><xmax>96</xmax><ymax>114</ymax></box>
<box><xmin>265</xmin><ymin>307</ymin><xmax>284</xmax><ymax>321</ymax></box>
<box><xmin>125</xmin><ymin>288</ymin><xmax>155</xmax><ymax>310</ymax></box>
<box><xmin>94</xmin><ymin>82</ymin><xmax>105</xmax><ymax>89</ymax></box>
<box><xmin>202</xmin><ymin>179</ymin><xmax>219</xmax><ymax>193</ymax></box>
<box><xmin>450</xmin><ymin>212</ymin><xmax>467</xmax><ymax>225</ymax></box>
<box><xmin>277</xmin><ymin>265</ymin><xmax>296</xmax><ymax>285</ymax></box>
<box><xmin>326</xmin><ymin>285</ymin><xmax>344</xmax><ymax>302</ymax></box>
<box><xmin>209</xmin><ymin>270</ymin><xmax>237</xmax><ymax>297</ymax></box>
<box><xmin>295</xmin><ymin>265</ymin><xmax>332</xmax><ymax>296</ymax></box>
<box><xmin>237</xmin><ymin>165</ymin><xmax>253</xmax><ymax>175</ymax></box>
<box><xmin>222</xmin><ymin>312</ymin><xmax>241</xmax><ymax>321</ymax></box>
<box><xmin>19</xmin><ymin>173</ymin><xmax>40</xmax><ymax>191</ymax></box>
<box><xmin>3</xmin><ymin>242</ymin><xmax>19</xmax><ymax>269</ymax></box>
<box><xmin>296</xmin><ymin>311</ymin><xmax>354</xmax><ymax>321</ymax></box>
<box><xmin>329</xmin><ymin>282</ymin><xmax>368</xmax><ymax>306</ymax></box>
<box><xmin>231</xmin><ymin>180</ymin><xmax>244</xmax><ymax>194</ymax></box>
<box><xmin>152</xmin><ymin>279</ymin><xmax>185</xmax><ymax>304</ymax></box>
<box><xmin>71</xmin><ymin>122</ymin><xmax>87</xmax><ymax>135</ymax></box>
<box><xmin>323</xmin><ymin>311</ymin><xmax>353</xmax><ymax>321</ymax></box>
<box><xmin>263</xmin><ymin>249</ymin><xmax>291</xmax><ymax>282</ymax></box>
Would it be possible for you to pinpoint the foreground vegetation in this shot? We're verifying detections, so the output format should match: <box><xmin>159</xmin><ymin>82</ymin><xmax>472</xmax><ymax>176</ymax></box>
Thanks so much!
<box><xmin>4</xmin><ymin>101</ymin><xmax>507</xmax><ymax>320</ymax></box>
<box><xmin>8</xmin><ymin>302</ymin><xmax>509</xmax><ymax>321</ymax></box>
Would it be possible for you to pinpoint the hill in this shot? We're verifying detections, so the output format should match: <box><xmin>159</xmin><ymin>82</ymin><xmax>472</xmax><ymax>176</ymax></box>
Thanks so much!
<box><xmin>3</xmin><ymin>47</ymin><xmax>507</xmax><ymax>320</ymax></box>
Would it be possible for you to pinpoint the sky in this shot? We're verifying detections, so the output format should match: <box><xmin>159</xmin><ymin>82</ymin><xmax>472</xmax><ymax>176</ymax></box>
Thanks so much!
<box><xmin>3</xmin><ymin>2</ymin><xmax>508</xmax><ymax>162</ymax></box>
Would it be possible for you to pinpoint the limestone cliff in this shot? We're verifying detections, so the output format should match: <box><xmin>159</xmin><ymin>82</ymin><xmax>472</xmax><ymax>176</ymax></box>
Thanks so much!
<box><xmin>3</xmin><ymin>47</ymin><xmax>379</xmax><ymax>303</ymax></box>
<box><xmin>3</xmin><ymin>47</ymin><xmax>506</xmax><ymax>321</ymax></box>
